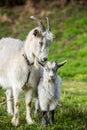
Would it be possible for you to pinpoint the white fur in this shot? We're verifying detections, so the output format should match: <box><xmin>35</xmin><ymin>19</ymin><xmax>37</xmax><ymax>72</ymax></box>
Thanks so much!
<box><xmin>38</xmin><ymin>76</ymin><xmax>61</xmax><ymax>111</ymax></box>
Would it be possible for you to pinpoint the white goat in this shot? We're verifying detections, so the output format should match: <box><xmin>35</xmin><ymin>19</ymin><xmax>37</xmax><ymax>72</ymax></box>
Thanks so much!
<box><xmin>38</xmin><ymin>60</ymin><xmax>67</xmax><ymax>126</ymax></box>
<box><xmin>0</xmin><ymin>16</ymin><xmax>55</xmax><ymax>126</ymax></box>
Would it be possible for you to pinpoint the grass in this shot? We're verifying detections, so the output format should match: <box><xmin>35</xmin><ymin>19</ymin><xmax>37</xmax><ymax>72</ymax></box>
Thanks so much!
<box><xmin>0</xmin><ymin>4</ymin><xmax>87</xmax><ymax>130</ymax></box>
<box><xmin>0</xmin><ymin>81</ymin><xmax>87</xmax><ymax>130</ymax></box>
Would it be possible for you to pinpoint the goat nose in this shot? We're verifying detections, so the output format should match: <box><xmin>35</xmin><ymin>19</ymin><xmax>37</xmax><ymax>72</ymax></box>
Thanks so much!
<box><xmin>43</xmin><ymin>58</ymin><xmax>47</xmax><ymax>62</ymax></box>
<box><xmin>50</xmin><ymin>75</ymin><xmax>55</xmax><ymax>79</ymax></box>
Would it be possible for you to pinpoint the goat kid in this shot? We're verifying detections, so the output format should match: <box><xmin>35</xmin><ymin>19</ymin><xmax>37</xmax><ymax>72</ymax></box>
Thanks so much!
<box><xmin>38</xmin><ymin>60</ymin><xmax>67</xmax><ymax>126</ymax></box>
<box><xmin>0</xmin><ymin>16</ymin><xmax>55</xmax><ymax>126</ymax></box>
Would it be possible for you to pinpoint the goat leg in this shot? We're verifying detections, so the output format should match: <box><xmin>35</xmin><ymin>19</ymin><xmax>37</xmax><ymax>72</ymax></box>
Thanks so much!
<box><xmin>49</xmin><ymin>110</ymin><xmax>54</xmax><ymax>125</ymax></box>
<box><xmin>42</xmin><ymin>111</ymin><xmax>48</xmax><ymax>126</ymax></box>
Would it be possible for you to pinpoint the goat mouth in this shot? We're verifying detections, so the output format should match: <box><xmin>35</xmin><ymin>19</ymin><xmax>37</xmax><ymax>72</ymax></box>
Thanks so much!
<box><xmin>37</xmin><ymin>59</ymin><xmax>46</xmax><ymax>66</ymax></box>
<box><xmin>35</xmin><ymin>55</ymin><xmax>47</xmax><ymax>66</ymax></box>
<box><xmin>51</xmin><ymin>77</ymin><xmax>55</xmax><ymax>80</ymax></box>
<box><xmin>49</xmin><ymin>77</ymin><xmax>55</xmax><ymax>82</ymax></box>
<box><xmin>50</xmin><ymin>76</ymin><xmax>55</xmax><ymax>79</ymax></box>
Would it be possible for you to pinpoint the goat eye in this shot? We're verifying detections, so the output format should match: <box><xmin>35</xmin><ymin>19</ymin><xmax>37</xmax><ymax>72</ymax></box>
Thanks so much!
<box><xmin>45</xmin><ymin>67</ymin><xmax>49</xmax><ymax>71</ymax></box>
<box><xmin>39</xmin><ymin>42</ymin><xmax>43</xmax><ymax>46</ymax></box>
<box><xmin>52</xmin><ymin>69</ymin><xmax>56</xmax><ymax>72</ymax></box>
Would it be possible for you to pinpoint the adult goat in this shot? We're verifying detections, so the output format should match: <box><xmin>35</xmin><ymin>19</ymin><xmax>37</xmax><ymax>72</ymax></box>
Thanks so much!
<box><xmin>0</xmin><ymin>16</ymin><xmax>55</xmax><ymax>126</ymax></box>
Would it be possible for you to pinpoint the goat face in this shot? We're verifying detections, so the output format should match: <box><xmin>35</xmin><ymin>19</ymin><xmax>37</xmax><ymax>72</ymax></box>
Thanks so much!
<box><xmin>43</xmin><ymin>60</ymin><xmax>67</xmax><ymax>81</ymax></box>
<box><xmin>44</xmin><ymin>62</ymin><xmax>58</xmax><ymax>81</ymax></box>
<box><xmin>30</xmin><ymin>16</ymin><xmax>55</xmax><ymax>65</ymax></box>
<box><xmin>31</xmin><ymin>28</ymin><xmax>55</xmax><ymax>64</ymax></box>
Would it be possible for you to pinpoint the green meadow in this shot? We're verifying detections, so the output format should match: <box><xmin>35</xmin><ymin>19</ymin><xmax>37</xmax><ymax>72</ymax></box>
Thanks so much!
<box><xmin>0</xmin><ymin>5</ymin><xmax>87</xmax><ymax>130</ymax></box>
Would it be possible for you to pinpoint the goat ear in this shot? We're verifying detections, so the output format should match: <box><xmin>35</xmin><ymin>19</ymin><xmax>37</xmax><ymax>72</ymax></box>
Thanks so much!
<box><xmin>57</xmin><ymin>60</ymin><xmax>67</xmax><ymax>69</ymax></box>
<box><xmin>33</xmin><ymin>29</ymin><xmax>39</xmax><ymax>37</ymax></box>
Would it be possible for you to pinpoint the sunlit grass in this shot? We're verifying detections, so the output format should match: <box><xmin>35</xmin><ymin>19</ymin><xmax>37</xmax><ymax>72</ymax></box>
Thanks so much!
<box><xmin>0</xmin><ymin>81</ymin><xmax>87</xmax><ymax>130</ymax></box>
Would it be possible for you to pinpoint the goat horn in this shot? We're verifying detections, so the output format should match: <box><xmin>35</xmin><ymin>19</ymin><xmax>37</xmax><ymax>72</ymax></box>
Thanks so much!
<box><xmin>57</xmin><ymin>60</ymin><xmax>67</xmax><ymax>68</ymax></box>
<box><xmin>30</xmin><ymin>16</ymin><xmax>45</xmax><ymax>31</ymax></box>
<box><xmin>46</xmin><ymin>17</ymin><xmax>50</xmax><ymax>31</ymax></box>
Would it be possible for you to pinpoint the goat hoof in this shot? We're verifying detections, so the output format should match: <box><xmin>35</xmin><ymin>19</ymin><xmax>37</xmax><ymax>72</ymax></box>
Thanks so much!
<box><xmin>8</xmin><ymin>111</ymin><xmax>14</xmax><ymax>115</ymax></box>
<box><xmin>11</xmin><ymin>117</ymin><xmax>19</xmax><ymax>126</ymax></box>
<box><xmin>42</xmin><ymin>118</ymin><xmax>47</xmax><ymax>126</ymax></box>
<box><xmin>49</xmin><ymin>120</ymin><xmax>54</xmax><ymax>126</ymax></box>
<box><xmin>26</xmin><ymin>118</ymin><xmax>35</xmax><ymax>124</ymax></box>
